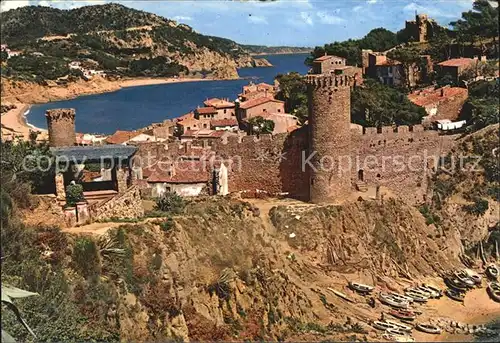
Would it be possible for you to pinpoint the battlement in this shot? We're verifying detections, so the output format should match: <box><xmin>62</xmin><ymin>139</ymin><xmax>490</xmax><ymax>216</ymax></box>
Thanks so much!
<box><xmin>305</xmin><ymin>74</ymin><xmax>356</xmax><ymax>88</ymax></box>
<box><xmin>45</xmin><ymin>108</ymin><xmax>76</xmax><ymax>121</ymax></box>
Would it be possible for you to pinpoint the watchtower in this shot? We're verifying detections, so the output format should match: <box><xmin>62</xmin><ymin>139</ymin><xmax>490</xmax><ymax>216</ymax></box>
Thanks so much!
<box><xmin>45</xmin><ymin>108</ymin><xmax>76</xmax><ymax>147</ymax></box>
<box><xmin>305</xmin><ymin>74</ymin><xmax>355</xmax><ymax>204</ymax></box>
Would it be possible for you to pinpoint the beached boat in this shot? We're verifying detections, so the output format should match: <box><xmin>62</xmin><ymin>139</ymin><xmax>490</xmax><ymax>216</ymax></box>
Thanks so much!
<box><xmin>422</xmin><ymin>283</ymin><xmax>443</xmax><ymax>298</ymax></box>
<box><xmin>405</xmin><ymin>287</ymin><xmax>432</xmax><ymax>297</ymax></box>
<box><xmin>445</xmin><ymin>288</ymin><xmax>465</xmax><ymax>302</ymax></box>
<box><xmin>454</xmin><ymin>271</ymin><xmax>476</xmax><ymax>287</ymax></box>
<box><xmin>389</xmin><ymin>309</ymin><xmax>417</xmax><ymax>321</ymax></box>
<box><xmin>385</xmin><ymin>319</ymin><xmax>413</xmax><ymax>332</ymax></box>
<box><xmin>404</xmin><ymin>290</ymin><xmax>428</xmax><ymax>303</ymax></box>
<box><xmin>416</xmin><ymin>323</ymin><xmax>441</xmax><ymax>334</ymax></box>
<box><xmin>348</xmin><ymin>281</ymin><xmax>374</xmax><ymax>294</ymax></box>
<box><xmin>444</xmin><ymin>276</ymin><xmax>468</xmax><ymax>291</ymax></box>
<box><xmin>463</xmin><ymin>269</ymin><xmax>482</xmax><ymax>284</ymax></box>
<box><xmin>373</xmin><ymin>320</ymin><xmax>397</xmax><ymax>331</ymax></box>
<box><xmin>382</xmin><ymin>333</ymin><xmax>415</xmax><ymax>342</ymax></box>
<box><xmin>386</xmin><ymin>327</ymin><xmax>410</xmax><ymax>336</ymax></box>
<box><xmin>487</xmin><ymin>282</ymin><xmax>500</xmax><ymax>302</ymax></box>
<box><xmin>388</xmin><ymin>291</ymin><xmax>414</xmax><ymax>303</ymax></box>
<box><xmin>379</xmin><ymin>293</ymin><xmax>410</xmax><ymax>309</ymax></box>
<box><xmin>416</xmin><ymin>286</ymin><xmax>440</xmax><ymax>298</ymax></box>
<box><xmin>486</xmin><ymin>264</ymin><xmax>499</xmax><ymax>280</ymax></box>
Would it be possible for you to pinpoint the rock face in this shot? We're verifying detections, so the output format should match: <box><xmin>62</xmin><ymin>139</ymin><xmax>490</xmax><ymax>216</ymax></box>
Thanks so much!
<box><xmin>23</xmin><ymin>196</ymin><xmax>465</xmax><ymax>342</ymax></box>
<box><xmin>252</xmin><ymin>58</ymin><xmax>273</xmax><ymax>67</ymax></box>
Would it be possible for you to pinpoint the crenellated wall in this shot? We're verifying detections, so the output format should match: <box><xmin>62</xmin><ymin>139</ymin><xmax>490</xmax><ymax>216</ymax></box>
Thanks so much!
<box><xmin>131</xmin><ymin>124</ymin><xmax>456</xmax><ymax>205</ymax></box>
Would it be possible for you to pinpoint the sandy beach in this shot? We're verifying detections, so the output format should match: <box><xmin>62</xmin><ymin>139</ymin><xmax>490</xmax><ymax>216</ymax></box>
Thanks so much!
<box><xmin>411</xmin><ymin>282</ymin><xmax>500</xmax><ymax>342</ymax></box>
<box><xmin>1</xmin><ymin>103</ymin><xmax>47</xmax><ymax>140</ymax></box>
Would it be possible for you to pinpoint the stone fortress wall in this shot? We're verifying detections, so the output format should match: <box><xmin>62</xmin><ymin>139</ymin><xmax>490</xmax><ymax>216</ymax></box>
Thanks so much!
<box><xmin>135</xmin><ymin>123</ymin><xmax>456</xmax><ymax>205</ymax></box>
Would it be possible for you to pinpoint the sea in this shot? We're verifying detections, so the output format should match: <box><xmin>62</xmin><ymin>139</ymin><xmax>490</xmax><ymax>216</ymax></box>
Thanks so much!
<box><xmin>27</xmin><ymin>53</ymin><xmax>310</xmax><ymax>134</ymax></box>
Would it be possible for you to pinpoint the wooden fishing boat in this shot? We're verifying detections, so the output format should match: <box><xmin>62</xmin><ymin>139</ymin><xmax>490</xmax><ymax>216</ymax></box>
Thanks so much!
<box><xmin>487</xmin><ymin>282</ymin><xmax>500</xmax><ymax>302</ymax></box>
<box><xmin>444</xmin><ymin>276</ymin><xmax>468</xmax><ymax>291</ymax></box>
<box><xmin>388</xmin><ymin>291</ymin><xmax>414</xmax><ymax>303</ymax></box>
<box><xmin>422</xmin><ymin>284</ymin><xmax>443</xmax><ymax>298</ymax></box>
<box><xmin>406</xmin><ymin>287</ymin><xmax>432</xmax><ymax>297</ymax></box>
<box><xmin>379</xmin><ymin>293</ymin><xmax>410</xmax><ymax>309</ymax></box>
<box><xmin>385</xmin><ymin>319</ymin><xmax>413</xmax><ymax>332</ymax></box>
<box><xmin>416</xmin><ymin>323</ymin><xmax>441</xmax><ymax>334</ymax></box>
<box><xmin>348</xmin><ymin>281</ymin><xmax>374</xmax><ymax>294</ymax></box>
<box><xmin>486</xmin><ymin>264</ymin><xmax>499</xmax><ymax>280</ymax></box>
<box><xmin>386</xmin><ymin>327</ymin><xmax>409</xmax><ymax>336</ymax></box>
<box><xmin>404</xmin><ymin>290</ymin><xmax>428</xmax><ymax>303</ymax></box>
<box><xmin>463</xmin><ymin>269</ymin><xmax>483</xmax><ymax>284</ymax></box>
<box><xmin>389</xmin><ymin>309</ymin><xmax>417</xmax><ymax>321</ymax></box>
<box><xmin>445</xmin><ymin>288</ymin><xmax>465</xmax><ymax>302</ymax></box>
<box><xmin>454</xmin><ymin>271</ymin><xmax>476</xmax><ymax>287</ymax></box>
<box><xmin>372</xmin><ymin>320</ymin><xmax>397</xmax><ymax>331</ymax></box>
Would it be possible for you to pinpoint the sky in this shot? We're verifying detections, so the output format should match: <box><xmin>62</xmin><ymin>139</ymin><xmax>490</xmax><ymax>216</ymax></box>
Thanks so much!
<box><xmin>0</xmin><ymin>0</ymin><xmax>482</xmax><ymax>46</ymax></box>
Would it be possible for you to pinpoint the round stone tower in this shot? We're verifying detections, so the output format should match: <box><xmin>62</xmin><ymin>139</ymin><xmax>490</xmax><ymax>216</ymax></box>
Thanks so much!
<box><xmin>305</xmin><ymin>74</ymin><xmax>354</xmax><ymax>204</ymax></box>
<box><xmin>45</xmin><ymin>108</ymin><xmax>76</xmax><ymax>147</ymax></box>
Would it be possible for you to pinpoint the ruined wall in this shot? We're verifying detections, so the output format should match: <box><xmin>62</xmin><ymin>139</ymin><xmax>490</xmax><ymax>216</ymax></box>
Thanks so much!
<box><xmin>45</xmin><ymin>108</ymin><xmax>76</xmax><ymax>147</ymax></box>
<box><xmin>89</xmin><ymin>185</ymin><xmax>144</xmax><ymax>220</ymax></box>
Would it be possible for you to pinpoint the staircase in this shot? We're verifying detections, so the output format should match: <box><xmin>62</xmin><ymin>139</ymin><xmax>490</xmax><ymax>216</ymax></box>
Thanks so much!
<box><xmin>83</xmin><ymin>190</ymin><xmax>118</xmax><ymax>205</ymax></box>
<box><xmin>356</xmin><ymin>181</ymin><xmax>368</xmax><ymax>192</ymax></box>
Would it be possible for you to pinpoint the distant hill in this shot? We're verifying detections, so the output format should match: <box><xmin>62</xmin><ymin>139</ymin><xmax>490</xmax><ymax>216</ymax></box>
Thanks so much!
<box><xmin>241</xmin><ymin>44</ymin><xmax>311</xmax><ymax>55</ymax></box>
<box><xmin>0</xmin><ymin>3</ymin><xmax>257</xmax><ymax>81</ymax></box>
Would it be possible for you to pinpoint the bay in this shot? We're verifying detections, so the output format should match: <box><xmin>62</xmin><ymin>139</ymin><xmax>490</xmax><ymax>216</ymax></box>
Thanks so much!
<box><xmin>28</xmin><ymin>53</ymin><xmax>310</xmax><ymax>134</ymax></box>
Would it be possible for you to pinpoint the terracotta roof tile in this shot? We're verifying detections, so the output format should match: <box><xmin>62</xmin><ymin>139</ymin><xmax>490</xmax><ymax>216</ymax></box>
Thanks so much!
<box><xmin>195</xmin><ymin>106</ymin><xmax>217</xmax><ymax>114</ymax></box>
<box><xmin>314</xmin><ymin>55</ymin><xmax>345</xmax><ymax>62</ymax></box>
<box><xmin>147</xmin><ymin>161</ymin><xmax>209</xmax><ymax>183</ymax></box>
<box><xmin>408</xmin><ymin>87</ymin><xmax>468</xmax><ymax>107</ymax></box>
<box><xmin>204</xmin><ymin>98</ymin><xmax>235</xmax><ymax>108</ymax></box>
<box><xmin>437</xmin><ymin>58</ymin><xmax>475</xmax><ymax>67</ymax></box>
<box><xmin>106</xmin><ymin>130</ymin><xmax>141</xmax><ymax>144</ymax></box>
<box><xmin>239</xmin><ymin>97</ymin><xmax>284</xmax><ymax>110</ymax></box>
<box><xmin>210</xmin><ymin>118</ymin><xmax>238</xmax><ymax>127</ymax></box>
<box><xmin>175</xmin><ymin>112</ymin><xmax>195</xmax><ymax>122</ymax></box>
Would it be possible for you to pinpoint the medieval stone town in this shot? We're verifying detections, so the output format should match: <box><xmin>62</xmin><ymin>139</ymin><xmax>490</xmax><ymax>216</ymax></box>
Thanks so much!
<box><xmin>1</xmin><ymin>2</ymin><xmax>499</xmax><ymax>343</ymax></box>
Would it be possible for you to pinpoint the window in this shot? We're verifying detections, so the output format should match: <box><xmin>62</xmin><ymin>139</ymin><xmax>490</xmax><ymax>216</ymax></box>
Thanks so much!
<box><xmin>166</xmin><ymin>186</ymin><xmax>171</xmax><ymax>192</ymax></box>
<box><xmin>224</xmin><ymin>109</ymin><xmax>227</xmax><ymax>114</ymax></box>
<box><xmin>278</xmin><ymin>109</ymin><xmax>281</xmax><ymax>113</ymax></box>
<box><xmin>203</xmin><ymin>123</ymin><xmax>207</xmax><ymax>128</ymax></box>
<box><xmin>263</xmin><ymin>108</ymin><xmax>267</xmax><ymax>112</ymax></box>
<box><xmin>187</xmin><ymin>127</ymin><xmax>191</xmax><ymax>130</ymax></box>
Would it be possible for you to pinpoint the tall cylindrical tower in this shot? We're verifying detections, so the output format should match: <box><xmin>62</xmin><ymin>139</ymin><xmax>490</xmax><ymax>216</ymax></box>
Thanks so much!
<box><xmin>45</xmin><ymin>108</ymin><xmax>76</xmax><ymax>147</ymax></box>
<box><xmin>305</xmin><ymin>74</ymin><xmax>353</xmax><ymax>204</ymax></box>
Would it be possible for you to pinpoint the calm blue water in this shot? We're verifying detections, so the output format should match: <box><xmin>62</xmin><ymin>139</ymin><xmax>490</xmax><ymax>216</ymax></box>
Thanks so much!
<box><xmin>28</xmin><ymin>53</ymin><xmax>310</xmax><ymax>134</ymax></box>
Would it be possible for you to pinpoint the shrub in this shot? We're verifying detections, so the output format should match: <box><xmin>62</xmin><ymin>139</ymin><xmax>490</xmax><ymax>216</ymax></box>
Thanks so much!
<box><xmin>66</xmin><ymin>183</ymin><xmax>84</xmax><ymax>207</ymax></box>
<box><xmin>159</xmin><ymin>217</ymin><xmax>175</xmax><ymax>232</ymax></box>
<box><xmin>154</xmin><ymin>192</ymin><xmax>185</xmax><ymax>214</ymax></box>
<box><xmin>463</xmin><ymin>197</ymin><xmax>489</xmax><ymax>216</ymax></box>
<box><xmin>419</xmin><ymin>205</ymin><xmax>441</xmax><ymax>226</ymax></box>
<box><xmin>73</xmin><ymin>237</ymin><xmax>100</xmax><ymax>278</ymax></box>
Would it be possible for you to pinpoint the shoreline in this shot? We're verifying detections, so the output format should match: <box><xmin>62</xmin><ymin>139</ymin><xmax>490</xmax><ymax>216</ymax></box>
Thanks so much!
<box><xmin>1</xmin><ymin>76</ymin><xmax>233</xmax><ymax>138</ymax></box>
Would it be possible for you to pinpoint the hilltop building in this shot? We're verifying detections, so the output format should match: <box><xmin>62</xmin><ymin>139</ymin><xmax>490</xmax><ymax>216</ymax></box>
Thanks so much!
<box><xmin>405</xmin><ymin>13</ymin><xmax>439</xmax><ymax>43</ymax></box>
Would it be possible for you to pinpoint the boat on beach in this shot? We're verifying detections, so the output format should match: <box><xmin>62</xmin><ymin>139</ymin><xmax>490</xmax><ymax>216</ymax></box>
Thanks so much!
<box><xmin>373</xmin><ymin>320</ymin><xmax>397</xmax><ymax>331</ymax></box>
<box><xmin>444</xmin><ymin>276</ymin><xmax>468</xmax><ymax>291</ymax></box>
<box><xmin>486</xmin><ymin>264</ymin><xmax>499</xmax><ymax>280</ymax></box>
<box><xmin>404</xmin><ymin>290</ymin><xmax>429</xmax><ymax>303</ymax></box>
<box><xmin>384</xmin><ymin>319</ymin><xmax>413</xmax><ymax>332</ymax></box>
<box><xmin>387</xmin><ymin>291</ymin><xmax>414</xmax><ymax>303</ymax></box>
<box><xmin>379</xmin><ymin>293</ymin><xmax>410</xmax><ymax>309</ymax></box>
<box><xmin>348</xmin><ymin>281</ymin><xmax>374</xmax><ymax>294</ymax></box>
<box><xmin>389</xmin><ymin>309</ymin><xmax>417</xmax><ymax>321</ymax></box>
<box><xmin>487</xmin><ymin>282</ymin><xmax>500</xmax><ymax>302</ymax></box>
<box><xmin>416</xmin><ymin>323</ymin><xmax>441</xmax><ymax>334</ymax></box>
<box><xmin>454</xmin><ymin>271</ymin><xmax>476</xmax><ymax>287</ymax></box>
<box><xmin>422</xmin><ymin>283</ymin><xmax>443</xmax><ymax>298</ymax></box>
<box><xmin>445</xmin><ymin>288</ymin><xmax>465</xmax><ymax>302</ymax></box>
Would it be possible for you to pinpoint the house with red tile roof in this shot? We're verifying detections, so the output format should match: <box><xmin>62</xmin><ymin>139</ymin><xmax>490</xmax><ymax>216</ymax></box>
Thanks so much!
<box><xmin>203</xmin><ymin>98</ymin><xmax>236</xmax><ymax>119</ymax></box>
<box><xmin>180</xmin><ymin>128</ymin><xmax>235</xmax><ymax>143</ymax></box>
<box><xmin>237</xmin><ymin>97</ymin><xmax>285</xmax><ymax>120</ymax></box>
<box><xmin>210</xmin><ymin>118</ymin><xmax>239</xmax><ymax>131</ymax></box>
<box><xmin>241</xmin><ymin>112</ymin><xmax>299</xmax><ymax>134</ymax></box>
<box><xmin>437</xmin><ymin>57</ymin><xmax>479</xmax><ymax>84</ymax></box>
<box><xmin>239</xmin><ymin>82</ymin><xmax>277</xmax><ymax>101</ymax></box>
<box><xmin>312</xmin><ymin>55</ymin><xmax>346</xmax><ymax>74</ymax></box>
<box><xmin>408</xmin><ymin>85</ymin><xmax>468</xmax><ymax>123</ymax></box>
<box><xmin>146</xmin><ymin>160</ymin><xmax>210</xmax><ymax>197</ymax></box>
